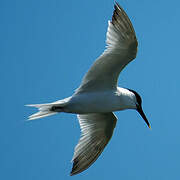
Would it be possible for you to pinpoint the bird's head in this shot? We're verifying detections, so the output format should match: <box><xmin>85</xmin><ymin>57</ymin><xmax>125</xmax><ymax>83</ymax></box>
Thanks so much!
<box><xmin>128</xmin><ymin>89</ymin><xmax>151</xmax><ymax>129</ymax></box>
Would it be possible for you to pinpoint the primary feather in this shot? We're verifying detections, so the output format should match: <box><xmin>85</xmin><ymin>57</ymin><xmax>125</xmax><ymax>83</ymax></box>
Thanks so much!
<box><xmin>76</xmin><ymin>2</ymin><xmax>138</xmax><ymax>93</ymax></box>
<box><xmin>71</xmin><ymin>113</ymin><xmax>117</xmax><ymax>175</ymax></box>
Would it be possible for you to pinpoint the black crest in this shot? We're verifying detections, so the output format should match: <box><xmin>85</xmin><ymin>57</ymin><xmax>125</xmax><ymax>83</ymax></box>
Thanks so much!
<box><xmin>128</xmin><ymin>89</ymin><xmax>142</xmax><ymax>106</ymax></box>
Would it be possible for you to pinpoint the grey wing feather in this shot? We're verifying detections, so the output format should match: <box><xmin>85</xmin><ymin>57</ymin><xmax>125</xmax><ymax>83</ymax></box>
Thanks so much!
<box><xmin>70</xmin><ymin>113</ymin><xmax>117</xmax><ymax>176</ymax></box>
<box><xmin>76</xmin><ymin>2</ymin><xmax>138</xmax><ymax>93</ymax></box>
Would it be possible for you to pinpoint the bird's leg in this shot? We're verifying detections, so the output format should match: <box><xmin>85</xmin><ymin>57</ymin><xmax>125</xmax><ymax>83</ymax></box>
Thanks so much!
<box><xmin>50</xmin><ymin>105</ymin><xmax>64</xmax><ymax>112</ymax></box>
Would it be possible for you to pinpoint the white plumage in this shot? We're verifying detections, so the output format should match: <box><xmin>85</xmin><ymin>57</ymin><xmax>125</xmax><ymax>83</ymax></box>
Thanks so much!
<box><xmin>27</xmin><ymin>2</ymin><xmax>150</xmax><ymax>176</ymax></box>
<box><xmin>71</xmin><ymin>113</ymin><xmax>117</xmax><ymax>175</ymax></box>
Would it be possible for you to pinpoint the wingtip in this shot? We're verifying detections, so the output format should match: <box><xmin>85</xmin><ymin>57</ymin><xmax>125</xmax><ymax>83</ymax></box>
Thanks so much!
<box><xmin>70</xmin><ymin>170</ymin><xmax>79</xmax><ymax>176</ymax></box>
<box><xmin>114</xmin><ymin>1</ymin><xmax>121</xmax><ymax>9</ymax></box>
<box><xmin>70</xmin><ymin>165</ymin><xmax>74</xmax><ymax>176</ymax></box>
<box><xmin>114</xmin><ymin>1</ymin><xmax>118</xmax><ymax>5</ymax></box>
<box><xmin>70</xmin><ymin>158</ymin><xmax>78</xmax><ymax>176</ymax></box>
<box><xmin>70</xmin><ymin>171</ymin><xmax>74</xmax><ymax>176</ymax></box>
<box><xmin>70</xmin><ymin>168</ymin><xmax>76</xmax><ymax>176</ymax></box>
<box><xmin>113</xmin><ymin>1</ymin><xmax>126</xmax><ymax>16</ymax></box>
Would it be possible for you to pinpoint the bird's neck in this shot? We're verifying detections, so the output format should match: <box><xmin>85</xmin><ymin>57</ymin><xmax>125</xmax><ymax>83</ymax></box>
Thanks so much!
<box><xmin>116</xmin><ymin>87</ymin><xmax>136</xmax><ymax>109</ymax></box>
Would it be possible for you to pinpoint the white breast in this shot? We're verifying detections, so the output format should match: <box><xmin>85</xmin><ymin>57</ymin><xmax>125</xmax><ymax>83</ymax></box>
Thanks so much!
<box><xmin>64</xmin><ymin>88</ymin><xmax>136</xmax><ymax>114</ymax></box>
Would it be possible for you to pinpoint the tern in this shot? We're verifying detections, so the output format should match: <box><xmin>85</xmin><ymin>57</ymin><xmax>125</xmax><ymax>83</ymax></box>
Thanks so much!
<box><xmin>27</xmin><ymin>2</ymin><xmax>151</xmax><ymax>176</ymax></box>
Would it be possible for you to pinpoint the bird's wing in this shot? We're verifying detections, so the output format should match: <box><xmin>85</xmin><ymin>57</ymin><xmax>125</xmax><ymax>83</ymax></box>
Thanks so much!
<box><xmin>70</xmin><ymin>112</ymin><xmax>117</xmax><ymax>176</ymax></box>
<box><xmin>76</xmin><ymin>2</ymin><xmax>138</xmax><ymax>93</ymax></box>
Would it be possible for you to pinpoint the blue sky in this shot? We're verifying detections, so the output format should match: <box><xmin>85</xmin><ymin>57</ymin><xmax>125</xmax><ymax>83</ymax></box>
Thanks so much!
<box><xmin>1</xmin><ymin>0</ymin><xmax>180</xmax><ymax>179</ymax></box>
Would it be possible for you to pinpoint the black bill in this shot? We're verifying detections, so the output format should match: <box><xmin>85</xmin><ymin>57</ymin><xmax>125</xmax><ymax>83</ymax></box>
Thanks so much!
<box><xmin>137</xmin><ymin>105</ymin><xmax>151</xmax><ymax>129</ymax></box>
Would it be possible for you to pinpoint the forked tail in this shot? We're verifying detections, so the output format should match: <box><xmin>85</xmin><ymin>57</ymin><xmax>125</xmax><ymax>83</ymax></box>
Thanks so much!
<box><xmin>26</xmin><ymin>103</ymin><xmax>58</xmax><ymax>120</ymax></box>
<box><xmin>26</xmin><ymin>97</ymin><xmax>70</xmax><ymax>120</ymax></box>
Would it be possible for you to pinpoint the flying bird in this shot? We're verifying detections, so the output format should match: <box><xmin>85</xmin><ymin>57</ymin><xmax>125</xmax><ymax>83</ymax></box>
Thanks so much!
<box><xmin>27</xmin><ymin>2</ymin><xmax>151</xmax><ymax>176</ymax></box>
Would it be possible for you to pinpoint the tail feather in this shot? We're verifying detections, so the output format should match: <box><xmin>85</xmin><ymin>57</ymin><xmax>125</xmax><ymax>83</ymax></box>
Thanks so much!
<box><xmin>28</xmin><ymin>111</ymin><xmax>57</xmax><ymax>120</ymax></box>
<box><xmin>26</xmin><ymin>103</ymin><xmax>58</xmax><ymax>120</ymax></box>
<box><xmin>26</xmin><ymin>97</ymin><xmax>71</xmax><ymax>120</ymax></box>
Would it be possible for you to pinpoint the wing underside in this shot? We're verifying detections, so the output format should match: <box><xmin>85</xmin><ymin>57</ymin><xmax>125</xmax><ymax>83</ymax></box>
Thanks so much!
<box><xmin>70</xmin><ymin>113</ymin><xmax>117</xmax><ymax>175</ymax></box>
<box><xmin>76</xmin><ymin>2</ymin><xmax>138</xmax><ymax>93</ymax></box>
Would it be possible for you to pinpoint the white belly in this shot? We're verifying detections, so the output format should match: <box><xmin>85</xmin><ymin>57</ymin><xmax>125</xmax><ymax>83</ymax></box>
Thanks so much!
<box><xmin>64</xmin><ymin>90</ymin><xmax>127</xmax><ymax>114</ymax></box>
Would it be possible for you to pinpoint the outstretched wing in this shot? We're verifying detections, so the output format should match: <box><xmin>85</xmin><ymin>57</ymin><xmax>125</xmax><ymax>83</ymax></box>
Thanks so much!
<box><xmin>76</xmin><ymin>2</ymin><xmax>138</xmax><ymax>93</ymax></box>
<box><xmin>70</xmin><ymin>113</ymin><xmax>117</xmax><ymax>175</ymax></box>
